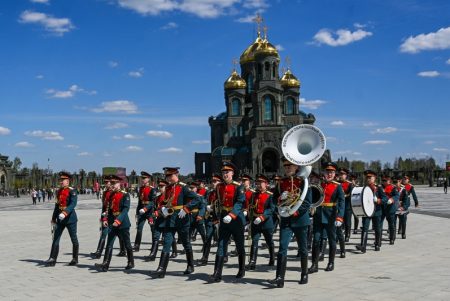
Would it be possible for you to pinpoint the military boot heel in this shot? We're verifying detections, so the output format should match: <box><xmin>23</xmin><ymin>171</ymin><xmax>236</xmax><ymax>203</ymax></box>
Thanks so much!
<box><xmin>268</xmin><ymin>242</ymin><xmax>275</xmax><ymax>266</ymax></box>
<box><xmin>91</xmin><ymin>238</ymin><xmax>105</xmax><ymax>259</ymax></box>
<box><xmin>299</xmin><ymin>256</ymin><xmax>309</xmax><ymax>284</ymax></box>
<box><xmin>117</xmin><ymin>237</ymin><xmax>126</xmax><ymax>257</ymax></box>
<box><xmin>145</xmin><ymin>240</ymin><xmax>159</xmax><ymax>261</ymax></box>
<box><xmin>95</xmin><ymin>248</ymin><xmax>112</xmax><ymax>272</ymax></box>
<box><xmin>308</xmin><ymin>242</ymin><xmax>319</xmax><ymax>274</ymax></box>
<box><xmin>183</xmin><ymin>249</ymin><xmax>195</xmax><ymax>274</ymax></box>
<box><xmin>125</xmin><ymin>248</ymin><xmax>134</xmax><ymax>270</ymax></box>
<box><xmin>236</xmin><ymin>253</ymin><xmax>246</xmax><ymax>278</ymax></box>
<box><xmin>44</xmin><ymin>245</ymin><xmax>59</xmax><ymax>267</ymax></box>
<box><xmin>245</xmin><ymin>245</ymin><xmax>257</xmax><ymax>271</ymax></box>
<box><xmin>170</xmin><ymin>240</ymin><xmax>178</xmax><ymax>258</ymax></box>
<box><xmin>325</xmin><ymin>246</ymin><xmax>335</xmax><ymax>272</ymax></box>
<box><xmin>151</xmin><ymin>252</ymin><xmax>170</xmax><ymax>278</ymax></box>
<box><xmin>208</xmin><ymin>255</ymin><xmax>224</xmax><ymax>283</ymax></box>
<box><xmin>133</xmin><ymin>231</ymin><xmax>142</xmax><ymax>252</ymax></box>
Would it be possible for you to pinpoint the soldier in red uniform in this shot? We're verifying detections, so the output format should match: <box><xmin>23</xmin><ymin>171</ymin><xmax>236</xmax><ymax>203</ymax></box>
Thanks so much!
<box><xmin>309</xmin><ymin>162</ymin><xmax>345</xmax><ymax>273</ymax></box>
<box><xmin>95</xmin><ymin>175</ymin><xmax>134</xmax><ymax>272</ymax></box>
<box><xmin>133</xmin><ymin>171</ymin><xmax>156</xmax><ymax>252</ymax></box>
<box><xmin>90</xmin><ymin>175</ymin><xmax>113</xmax><ymax>259</ymax></box>
<box><xmin>45</xmin><ymin>172</ymin><xmax>79</xmax><ymax>267</ymax></box>
<box><xmin>246</xmin><ymin>174</ymin><xmax>275</xmax><ymax>270</ymax></box>
<box><xmin>398</xmin><ymin>175</ymin><xmax>419</xmax><ymax>239</ymax></box>
<box><xmin>381</xmin><ymin>175</ymin><xmax>399</xmax><ymax>245</ymax></box>
<box><xmin>189</xmin><ymin>181</ymin><xmax>207</xmax><ymax>244</ymax></box>
<box><xmin>337</xmin><ymin>168</ymin><xmax>353</xmax><ymax>256</ymax></box>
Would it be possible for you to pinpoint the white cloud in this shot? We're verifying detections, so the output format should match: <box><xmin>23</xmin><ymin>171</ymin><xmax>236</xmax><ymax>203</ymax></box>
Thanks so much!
<box><xmin>335</xmin><ymin>150</ymin><xmax>362</xmax><ymax>156</ymax></box>
<box><xmin>15</xmin><ymin>141</ymin><xmax>35</xmax><ymax>148</ymax></box>
<box><xmin>275</xmin><ymin>44</ymin><xmax>284</xmax><ymax>51</ymax></box>
<box><xmin>77</xmin><ymin>152</ymin><xmax>92</xmax><ymax>156</ymax></box>
<box><xmin>326</xmin><ymin>136</ymin><xmax>337</xmax><ymax>142</ymax></box>
<box><xmin>112</xmin><ymin>135</ymin><xmax>122</xmax><ymax>140</ymax></box>
<box><xmin>331</xmin><ymin>120</ymin><xmax>344</xmax><ymax>126</ymax></box>
<box><xmin>400</xmin><ymin>27</ymin><xmax>450</xmax><ymax>54</ymax></box>
<box><xmin>363</xmin><ymin>140</ymin><xmax>391</xmax><ymax>145</ymax></box>
<box><xmin>371</xmin><ymin>127</ymin><xmax>398</xmax><ymax>134</ymax></box>
<box><xmin>123</xmin><ymin>134</ymin><xmax>140</xmax><ymax>139</ymax></box>
<box><xmin>64</xmin><ymin>144</ymin><xmax>79</xmax><ymax>149</ymax></box>
<box><xmin>103</xmin><ymin>152</ymin><xmax>113</xmax><ymax>157</ymax></box>
<box><xmin>116</xmin><ymin>0</ymin><xmax>241</xmax><ymax>18</ymax></box>
<box><xmin>104</xmin><ymin>122</ymin><xmax>129</xmax><ymax>129</ymax></box>
<box><xmin>91</xmin><ymin>100</ymin><xmax>138</xmax><ymax>114</ymax></box>
<box><xmin>30</xmin><ymin>0</ymin><xmax>49</xmax><ymax>3</ymax></box>
<box><xmin>0</xmin><ymin>126</ymin><xmax>11</xmax><ymax>135</ymax></box>
<box><xmin>161</xmin><ymin>22</ymin><xmax>178</xmax><ymax>30</ymax></box>
<box><xmin>192</xmin><ymin>140</ymin><xmax>209</xmax><ymax>144</ymax></box>
<box><xmin>447</xmin><ymin>58</ymin><xmax>450</xmax><ymax>65</ymax></box>
<box><xmin>35</xmin><ymin>74</ymin><xmax>44</xmax><ymax>79</ymax></box>
<box><xmin>146</xmin><ymin>130</ymin><xmax>173</xmax><ymax>138</ymax></box>
<box><xmin>363</xmin><ymin>122</ymin><xmax>378</xmax><ymax>127</ymax></box>
<box><xmin>235</xmin><ymin>14</ymin><xmax>258</xmax><ymax>23</ymax></box>
<box><xmin>158</xmin><ymin>147</ymin><xmax>182</xmax><ymax>153</ymax></box>
<box><xmin>417</xmin><ymin>71</ymin><xmax>440</xmax><ymax>77</ymax></box>
<box><xmin>242</xmin><ymin>0</ymin><xmax>268</xmax><ymax>9</ymax></box>
<box><xmin>125</xmin><ymin>145</ymin><xmax>143</xmax><ymax>152</ymax></box>
<box><xmin>46</xmin><ymin>84</ymin><xmax>96</xmax><ymax>99</ymax></box>
<box><xmin>128</xmin><ymin>68</ymin><xmax>144</xmax><ymax>78</ymax></box>
<box><xmin>25</xmin><ymin>130</ymin><xmax>64</xmax><ymax>140</ymax></box>
<box><xmin>433</xmin><ymin>148</ymin><xmax>449</xmax><ymax>152</ymax></box>
<box><xmin>300</xmin><ymin>98</ymin><xmax>327</xmax><ymax>110</ymax></box>
<box><xmin>424</xmin><ymin>140</ymin><xmax>435</xmax><ymax>145</ymax></box>
<box><xmin>18</xmin><ymin>10</ymin><xmax>74</xmax><ymax>36</ymax></box>
<box><xmin>108</xmin><ymin>61</ymin><xmax>119</xmax><ymax>68</ymax></box>
<box><xmin>354</xmin><ymin>23</ymin><xmax>366</xmax><ymax>29</ymax></box>
<box><xmin>313</xmin><ymin>28</ymin><xmax>372</xmax><ymax>47</ymax></box>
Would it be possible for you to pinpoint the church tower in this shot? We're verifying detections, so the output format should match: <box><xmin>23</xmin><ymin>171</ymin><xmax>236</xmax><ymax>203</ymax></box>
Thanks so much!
<box><xmin>195</xmin><ymin>15</ymin><xmax>316</xmax><ymax>178</ymax></box>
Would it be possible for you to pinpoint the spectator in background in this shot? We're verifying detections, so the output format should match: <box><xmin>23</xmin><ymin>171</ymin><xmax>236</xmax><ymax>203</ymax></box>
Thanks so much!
<box><xmin>444</xmin><ymin>179</ymin><xmax>448</xmax><ymax>194</ymax></box>
<box><xmin>42</xmin><ymin>189</ymin><xmax>46</xmax><ymax>202</ymax></box>
<box><xmin>37</xmin><ymin>189</ymin><xmax>42</xmax><ymax>203</ymax></box>
<box><xmin>32</xmin><ymin>188</ymin><xmax>37</xmax><ymax>205</ymax></box>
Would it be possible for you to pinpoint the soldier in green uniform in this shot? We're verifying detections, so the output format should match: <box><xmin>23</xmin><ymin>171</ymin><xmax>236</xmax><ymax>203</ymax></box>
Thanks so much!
<box><xmin>309</xmin><ymin>162</ymin><xmax>345</xmax><ymax>273</ymax></box>
<box><xmin>133</xmin><ymin>171</ymin><xmax>156</xmax><ymax>252</ymax></box>
<box><xmin>246</xmin><ymin>174</ymin><xmax>275</xmax><ymax>270</ymax></box>
<box><xmin>209</xmin><ymin>161</ymin><xmax>246</xmax><ymax>283</ymax></box>
<box><xmin>269</xmin><ymin>158</ymin><xmax>312</xmax><ymax>287</ymax></box>
<box><xmin>45</xmin><ymin>172</ymin><xmax>79</xmax><ymax>267</ymax></box>
<box><xmin>398</xmin><ymin>175</ymin><xmax>419</xmax><ymax>239</ymax></box>
<box><xmin>150</xmin><ymin>167</ymin><xmax>202</xmax><ymax>278</ymax></box>
<box><xmin>95</xmin><ymin>175</ymin><xmax>134</xmax><ymax>272</ymax></box>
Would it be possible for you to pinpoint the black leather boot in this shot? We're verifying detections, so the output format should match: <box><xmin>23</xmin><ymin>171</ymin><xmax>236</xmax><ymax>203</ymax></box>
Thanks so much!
<box><xmin>356</xmin><ymin>230</ymin><xmax>368</xmax><ymax>253</ymax></box>
<box><xmin>198</xmin><ymin>240</ymin><xmax>211</xmax><ymax>266</ymax></box>
<box><xmin>170</xmin><ymin>240</ymin><xmax>178</xmax><ymax>258</ymax></box>
<box><xmin>401</xmin><ymin>219</ymin><xmax>407</xmax><ymax>239</ymax></box>
<box><xmin>183</xmin><ymin>249</ymin><xmax>195</xmax><ymax>274</ymax></box>
<box><xmin>389</xmin><ymin>227</ymin><xmax>395</xmax><ymax>245</ymax></box>
<box><xmin>299</xmin><ymin>256</ymin><xmax>308</xmax><ymax>284</ymax></box>
<box><xmin>145</xmin><ymin>240</ymin><xmax>159</xmax><ymax>261</ymax></box>
<box><xmin>125</xmin><ymin>247</ymin><xmax>134</xmax><ymax>270</ymax></box>
<box><xmin>319</xmin><ymin>239</ymin><xmax>327</xmax><ymax>261</ymax></box>
<box><xmin>209</xmin><ymin>255</ymin><xmax>224</xmax><ymax>283</ymax></box>
<box><xmin>339</xmin><ymin>238</ymin><xmax>346</xmax><ymax>258</ymax></box>
<box><xmin>150</xmin><ymin>252</ymin><xmax>170</xmax><ymax>278</ymax></box>
<box><xmin>353</xmin><ymin>217</ymin><xmax>359</xmax><ymax>234</ymax></box>
<box><xmin>269</xmin><ymin>253</ymin><xmax>287</xmax><ymax>288</ymax></box>
<box><xmin>325</xmin><ymin>246</ymin><xmax>335</xmax><ymax>272</ymax></box>
<box><xmin>95</xmin><ymin>247</ymin><xmax>112</xmax><ymax>272</ymax></box>
<box><xmin>308</xmin><ymin>242</ymin><xmax>319</xmax><ymax>273</ymax></box>
<box><xmin>68</xmin><ymin>244</ymin><xmax>79</xmax><ymax>266</ymax></box>
<box><xmin>133</xmin><ymin>231</ymin><xmax>142</xmax><ymax>252</ymax></box>
<box><xmin>398</xmin><ymin>220</ymin><xmax>402</xmax><ymax>235</ymax></box>
<box><xmin>268</xmin><ymin>242</ymin><xmax>275</xmax><ymax>266</ymax></box>
<box><xmin>236</xmin><ymin>253</ymin><xmax>246</xmax><ymax>278</ymax></box>
<box><xmin>117</xmin><ymin>237</ymin><xmax>126</xmax><ymax>257</ymax></box>
<box><xmin>374</xmin><ymin>231</ymin><xmax>381</xmax><ymax>251</ymax></box>
<box><xmin>91</xmin><ymin>238</ymin><xmax>105</xmax><ymax>259</ymax></box>
<box><xmin>246</xmin><ymin>245</ymin><xmax>257</xmax><ymax>270</ymax></box>
<box><xmin>44</xmin><ymin>244</ymin><xmax>59</xmax><ymax>267</ymax></box>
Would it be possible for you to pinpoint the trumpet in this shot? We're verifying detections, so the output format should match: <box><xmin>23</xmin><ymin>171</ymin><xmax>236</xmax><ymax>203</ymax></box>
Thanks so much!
<box><xmin>279</xmin><ymin>124</ymin><xmax>327</xmax><ymax>217</ymax></box>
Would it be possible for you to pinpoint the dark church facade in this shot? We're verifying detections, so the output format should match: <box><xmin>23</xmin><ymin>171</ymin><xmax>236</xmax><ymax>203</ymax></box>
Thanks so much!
<box><xmin>195</xmin><ymin>28</ymin><xmax>317</xmax><ymax>179</ymax></box>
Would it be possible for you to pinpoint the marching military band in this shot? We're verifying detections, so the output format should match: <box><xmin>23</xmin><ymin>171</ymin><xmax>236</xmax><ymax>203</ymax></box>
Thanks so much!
<box><xmin>45</xmin><ymin>160</ymin><xmax>420</xmax><ymax>287</ymax></box>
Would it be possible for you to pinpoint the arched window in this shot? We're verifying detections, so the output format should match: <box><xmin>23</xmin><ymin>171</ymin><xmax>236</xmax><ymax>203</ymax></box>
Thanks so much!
<box><xmin>264</xmin><ymin>95</ymin><xmax>273</xmax><ymax>121</ymax></box>
<box><xmin>247</xmin><ymin>74</ymin><xmax>254</xmax><ymax>93</ymax></box>
<box><xmin>230</xmin><ymin>125</ymin><xmax>238</xmax><ymax>137</ymax></box>
<box><xmin>231</xmin><ymin>98</ymin><xmax>240</xmax><ymax>116</ymax></box>
<box><xmin>286</xmin><ymin>97</ymin><xmax>295</xmax><ymax>115</ymax></box>
<box><xmin>272</xmin><ymin>63</ymin><xmax>277</xmax><ymax>78</ymax></box>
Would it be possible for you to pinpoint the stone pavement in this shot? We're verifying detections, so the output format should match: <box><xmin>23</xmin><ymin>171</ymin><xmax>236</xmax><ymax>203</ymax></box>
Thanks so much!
<box><xmin>0</xmin><ymin>186</ymin><xmax>449</xmax><ymax>301</ymax></box>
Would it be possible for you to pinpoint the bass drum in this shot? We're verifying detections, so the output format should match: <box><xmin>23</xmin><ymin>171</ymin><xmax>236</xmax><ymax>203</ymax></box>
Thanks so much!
<box><xmin>351</xmin><ymin>186</ymin><xmax>374</xmax><ymax>217</ymax></box>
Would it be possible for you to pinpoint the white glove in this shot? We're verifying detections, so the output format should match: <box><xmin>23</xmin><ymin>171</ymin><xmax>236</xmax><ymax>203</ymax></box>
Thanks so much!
<box><xmin>280</xmin><ymin>191</ymin><xmax>289</xmax><ymax>201</ymax></box>
<box><xmin>335</xmin><ymin>221</ymin><xmax>342</xmax><ymax>227</ymax></box>
<box><xmin>243</xmin><ymin>210</ymin><xmax>248</xmax><ymax>217</ymax></box>
<box><xmin>223</xmin><ymin>215</ymin><xmax>232</xmax><ymax>224</ymax></box>
<box><xmin>58</xmin><ymin>213</ymin><xmax>65</xmax><ymax>221</ymax></box>
<box><xmin>139</xmin><ymin>208</ymin><xmax>146</xmax><ymax>215</ymax></box>
<box><xmin>206</xmin><ymin>205</ymin><xmax>213</xmax><ymax>213</ymax></box>
<box><xmin>178</xmin><ymin>209</ymin><xmax>187</xmax><ymax>218</ymax></box>
<box><xmin>253</xmin><ymin>217</ymin><xmax>262</xmax><ymax>225</ymax></box>
<box><xmin>373</xmin><ymin>196</ymin><xmax>378</xmax><ymax>204</ymax></box>
<box><xmin>161</xmin><ymin>207</ymin><xmax>169</xmax><ymax>217</ymax></box>
<box><xmin>387</xmin><ymin>198</ymin><xmax>393</xmax><ymax>205</ymax></box>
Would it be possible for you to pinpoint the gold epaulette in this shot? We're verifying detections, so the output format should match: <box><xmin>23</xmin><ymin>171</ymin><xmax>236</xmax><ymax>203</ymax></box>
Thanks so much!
<box><xmin>232</xmin><ymin>181</ymin><xmax>240</xmax><ymax>186</ymax></box>
<box><xmin>178</xmin><ymin>182</ymin><xmax>186</xmax><ymax>186</ymax></box>
<box><xmin>332</xmin><ymin>181</ymin><xmax>340</xmax><ymax>185</ymax></box>
<box><xmin>121</xmin><ymin>190</ymin><xmax>127</xmax><ymax>193</ymax></box>
<box><xmin>266</xmin><ymin>191</ymin><xmax>273</xmax><ymax>195</ymax></box>
<box><xmin>68</xmin><ymin>187</ymin><xmax>74</xmax><ymax>190</ymax></box>
<box><xmin>249</xmin><ymin>188</ymin><xmax>256</xmax><ymax>193</ymax></box>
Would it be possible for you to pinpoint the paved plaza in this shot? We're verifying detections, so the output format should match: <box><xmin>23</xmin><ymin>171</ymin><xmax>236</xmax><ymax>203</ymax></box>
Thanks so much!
<box><xmin>0</xmin><ymin>186</ymin><xmax>449</xmax><ymax>300</ymax></box>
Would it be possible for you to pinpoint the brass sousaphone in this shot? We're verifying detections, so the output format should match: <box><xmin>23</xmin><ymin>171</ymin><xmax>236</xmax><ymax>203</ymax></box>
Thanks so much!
<box><xmin>279</xmin><ymin>124</ymin><xmax>327</xmax><ymax>217</ymax></box>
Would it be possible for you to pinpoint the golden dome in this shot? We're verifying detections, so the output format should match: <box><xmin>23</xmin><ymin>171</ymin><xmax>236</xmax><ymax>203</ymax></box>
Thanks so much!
<box><xmin>224</xmin><ymin>70</ymin><xmax>247</xmax><ymax>89</ymax></box>
<box><xmin>240</xmin><ymin>35</ymin><xmax>280</xmax><ymax>64</ymax></box>
<box><xmin>280</xmin><ymin>69</ymin><xmax>300</xmax><ymax>88</ymax></box>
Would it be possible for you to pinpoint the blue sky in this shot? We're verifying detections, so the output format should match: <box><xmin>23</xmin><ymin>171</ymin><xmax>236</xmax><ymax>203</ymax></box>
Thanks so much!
<box><xmin>1</xmin><ymin>0</ymin><xmax>450</xmax><ymax>174</ymax></box>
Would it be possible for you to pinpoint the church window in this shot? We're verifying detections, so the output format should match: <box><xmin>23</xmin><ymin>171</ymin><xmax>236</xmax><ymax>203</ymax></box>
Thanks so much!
<box><xmin>231</xmin><ymin>98</ymin><xmax>241</xmax><ymax>116</ymax></box>
<box><xmin>264</xmin><ymin>96</ymin><xmax>273</xmax><ymax>121</ymax></box>
<box><xmin>286</xmin><ymin>97</ymin><xmax>295</xmax><ymax>115</ymax></box>
<box><xmin>272</xmin><ymin>63</ymin><xmax>277</xmax><ymax>78</ymax></box>
<box><xmin>239</xmin><ymin>125</ymin><xmax>244</xmax><ymax>137</ymax></box>
<box><xmin>247</xmin><ymin>74</ymin><xmax>254</xmax><ymax>93</ymax></box>
<box><xmin>230</xmin><ymin>124</ymin><xmax>238</xmax><ymax>137</ymax></box>
<box><xmin>265</xmin><ymin>62</ymin><xmax>270</xmax><ymax>71</ymax></box>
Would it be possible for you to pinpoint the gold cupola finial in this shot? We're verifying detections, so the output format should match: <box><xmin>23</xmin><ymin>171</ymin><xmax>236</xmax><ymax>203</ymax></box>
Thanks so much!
<box><xmin>280</xmin><ymin>56</ymin><xmax>300</xmax><ymax>88</ymax></box>
<box><xmin>253</xmin><ymin>13</ymin><xmax>263</xmax><ymax>37</ymax></box>
<box><xmin>224</xmin><ymin>59</ymin><xmax>246</xmax><ymax>90</ymax></box>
